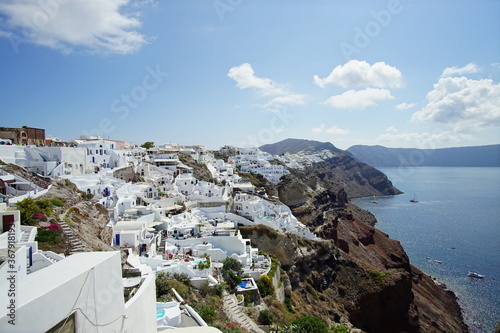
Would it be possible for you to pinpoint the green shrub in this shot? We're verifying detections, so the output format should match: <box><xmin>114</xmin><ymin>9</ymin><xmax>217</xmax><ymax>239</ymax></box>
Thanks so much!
<box><xmin>284</xmin><ymin>296</ymin><xmax>294</xmax><ymax>313</ymax></box>
<box><xmin>258</xmin><ymin>310</ymin><xmax>274</xmax><ymax>325</ymax></box>
<box><xmin>367</xmin><ymin>269</ymin><xmax>387</xmax><ymax>284</ymax></box>
<box><xmin>257</xmin><ymin>275</ymin><xmax>275</xmax><ymax>298</ymax></box>
<box><xmin>332</xmin><ymin>325</ymin><xmax>349</xmax><ymax>333</ymax></box>
<box><xmin>50</xmin><ymin>197</ymin><xmax>65</xmax><ymax>207</ymax></box>
<box><xmin>170</xmin><ymin>280</ymin><xmax>191</xmax><ymax>299</ymax></box>
<box><xmin>35</xmin><ymin>228</ymin><xmax>60</xmax><ymax>245</ymax></box>
<box><xmin>199</xmin><ymin>306</ymin><xmax>217</xmax><ymax>324</ymax></box>
<box><xmin>156</xmin><ymin>272</ymin><xmax>172</xmax><ymax>299</ymax></box>
<box><xmin>222</xmin><ymin>257</ymin><xmax>243</xmax><ymax>275</ymax></box>
<box><xmin>268</xmin><ymin>256</ymin><xmax>279</xmax><ymax>278</ymax></box>
<box><xmin>291</xmin><ymin>316</ymin><xmax>329</xmax><ymax>333</ymax></box>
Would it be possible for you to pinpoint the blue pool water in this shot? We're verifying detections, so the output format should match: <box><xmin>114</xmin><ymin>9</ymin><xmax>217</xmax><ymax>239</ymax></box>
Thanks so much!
<box><xmin>192</xmin><ymin>259</ymin><xmax>205</xmax><ymax>264</ymax></box>
<box><xmin>354</xmin><ymin>167</ymin><xmax>500</xmax><ymax>333</ymax></box>
<box><xmin>157</xmin><ymin>309</ymin><xmax>165</xmax><ymax>319</ymax></box>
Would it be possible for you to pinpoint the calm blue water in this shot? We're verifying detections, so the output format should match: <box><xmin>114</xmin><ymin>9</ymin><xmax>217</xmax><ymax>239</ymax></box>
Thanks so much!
<box><xmin>354</xmin><ymin>167</ymin><xmax>500</xmax><ymax>333</ymax></box>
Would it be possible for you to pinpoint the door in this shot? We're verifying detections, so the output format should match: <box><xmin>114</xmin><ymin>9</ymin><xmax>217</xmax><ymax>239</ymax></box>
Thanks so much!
<box><xmin>2</xmin><ymin>214</ymin><xmax>14</xmax><ymax>233</ymax></box>
<box><xmin>115</xmin><ymin>234</ymin><xmax>120</xmax><ymax>246</ymax></box>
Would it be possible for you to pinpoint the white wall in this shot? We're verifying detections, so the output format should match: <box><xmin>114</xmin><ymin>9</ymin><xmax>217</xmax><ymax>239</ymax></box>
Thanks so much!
<box><xmin>124</xmin><ymin>274</ymin><xmax>157</xmax><ymax>333</ymax></box>
<box><xmin>0</xmin><ymin>252</ymin><xmax>128</xmax><ymax>333</ymax></box>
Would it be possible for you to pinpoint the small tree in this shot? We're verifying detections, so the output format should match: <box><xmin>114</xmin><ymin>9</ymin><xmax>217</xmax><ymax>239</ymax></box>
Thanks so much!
<box><xmin>221</xmin><ymin>257</ymin><xmax>243</xmax><ymax>292</ymax></box>
<box><xmin>257</xmin><ymin>275</ymin><xmax>275</xmax><ymax>298</ymax></box>
<box><xmin>141</xmin><ymin>141</ymin><xmax>155</xmax><ymax>149</ymax></box>
<box><xmin>222</xmin><ymin>257</ymin><xmax>243</xmax><ymax>275</ymax></box>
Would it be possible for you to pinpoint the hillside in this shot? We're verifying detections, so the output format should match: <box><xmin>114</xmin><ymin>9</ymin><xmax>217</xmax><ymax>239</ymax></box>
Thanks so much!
<box><xmin>347</xmin><ymin>144</ymin><xmax>500</xmax><ymax>167</ymax></box>
<box><xmin>237</xmin><ymin>160</ymin><xmax>467</xmax><ymax>332</ymax></box>
<box><xmin>259</xmin><ymin>138</ymin><xmax>344</xmax><ymax>155</ymax></box>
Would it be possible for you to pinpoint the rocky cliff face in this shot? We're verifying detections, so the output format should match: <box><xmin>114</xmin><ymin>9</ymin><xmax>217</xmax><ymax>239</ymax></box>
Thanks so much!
<box><xmin>240</xmin><ymin>217</ymin><xmax>467</xmax><ymax>332</ymax></box>
<box><xmin>38</xmin><ymin>179</ymin><xmax>114</xmax><ymax>253</ymax></box>
<box><xmin>238</xmin><ymin>155</ymin><xmax>466</xmax><ymax>332</ymax></box>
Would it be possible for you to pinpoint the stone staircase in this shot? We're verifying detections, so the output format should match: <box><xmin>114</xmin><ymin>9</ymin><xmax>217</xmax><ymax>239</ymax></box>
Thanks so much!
<box><xmin>58</xmin><ymin>220</ymin><xmax>85</xmax><ymax>254</ymax></box>
<box><xmin>222</xmin><ymin>293</ymin><xmax>264</xmax><ymax>333</ymax></box>
<box><xmin>158</xmin><ymin>236</ymin><xmax>167</xmax><ymax>255</ymax></box>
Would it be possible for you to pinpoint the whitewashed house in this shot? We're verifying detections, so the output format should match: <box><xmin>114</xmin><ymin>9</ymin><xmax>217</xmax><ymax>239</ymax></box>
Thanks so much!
<box><xmin>0</xmin><ymin>251</ymin><xmax>157</xmax><ymax>333</ymax></box>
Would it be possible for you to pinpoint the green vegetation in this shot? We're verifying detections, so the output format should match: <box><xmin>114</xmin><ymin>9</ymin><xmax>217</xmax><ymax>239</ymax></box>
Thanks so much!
<box><xmin>156</xmin><ymin>271</ymin><xmax>230</xmax><ymax>328</ymax></box>
<box><xmin>257</xmin><ymin>275</ymin><xmax>275</xmax><ymax>298</ymax></box>
<box><xmin>237</xmin><ymin>171</ymin><xmax>268</xmax><ymax>188</ymax></box>
<box><xmin>268</xmin><ymin>256</ymin><xmax>279</xmax><ymax>278</ymax></box>
<box><xmin>196</xmin><ymin>253</ymin><xmax>211</xmax><ymax>270</ymax></box>
<box><xmin>198</xmin><ymin>304</ymin><xmax>217</xmax><ymax>324</ymax></box>
<box><xmin>332</xmin><ymin>325</ymin><xmax>349</xmax><ymax>333</ymax></box>
<box><xmin>291</xmin><ymin>316</ymin><xmax>329</xmax><ymax>333</ymax></box>
<box><xmin>221</xmin><ymin>257</ymin><xmax>243</xmax><ymax>292</ymax></box>
<box><xmin>284</xmin><ymin>296</ymin><xmax>294</xmax><ymax>313</ymax></box>
<box><xmin>258</xmin><ymin>310</ymin><xmax>274</xmax><ymax>325</ymax></box>
<box><xmin>16</xmin><ymin>197</ymin><xmax>66</xmax><ymax>225</ymax></box>
<box><xmin>35</xmin><ymin>228</ymin><xmax>61</xmax><ymax>244</ymax></box>
<box><xmin>140</xmin><ymin>141</ymin><xmax>155</xmax><ymax>149</ymax></box>
<box><xmin>367</xmin><ymin>269</ymin><xmax>387</xmax><ymax>284</ymax></box>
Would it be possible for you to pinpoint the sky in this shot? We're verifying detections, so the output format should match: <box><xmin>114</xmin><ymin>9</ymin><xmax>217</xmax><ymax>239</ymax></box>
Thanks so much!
<box><xmin>0</xmin><ymin>0</ymin><xmax>499</xmax><ymax>150</ymax></box>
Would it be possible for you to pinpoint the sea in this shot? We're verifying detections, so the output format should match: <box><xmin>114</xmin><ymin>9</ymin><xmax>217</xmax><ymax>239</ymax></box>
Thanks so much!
<box><xmin>353</xmin><ymin>167</ymin><xmax>500</xmax><ymax>333</ymax></box>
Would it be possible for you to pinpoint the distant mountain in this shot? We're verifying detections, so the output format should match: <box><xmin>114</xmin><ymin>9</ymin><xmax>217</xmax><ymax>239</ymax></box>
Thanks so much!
<box><xmin>259</xmin><ymin>138</ymin><xmax>344</xmax><ymax>155</ymax></box>
<box><xmin>347</xmin><ymin>144</ymin><xmax>500</xmax><ymax>167</ymax></box>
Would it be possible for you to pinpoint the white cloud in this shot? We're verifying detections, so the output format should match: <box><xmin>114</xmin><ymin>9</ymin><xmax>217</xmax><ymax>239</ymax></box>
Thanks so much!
<box><xmin>313</xmin><ymin>60</ymin><xmax>403</xmax><ymax>89</ymax></box>
<box><xmin>311</xmin><ymin>124</ymin><xmax>325</xmax><ymax>135</ymax></box>
<box><xmin>311</xmin><ymin>124</ymin><xmax>350</xmax><ymax>135</ymax></box>
<box><xmin>386</xmin><ymin>126</ymin><xmax>398</xmax><ymax>133</ymax></box>
<box><xmin>411</xmin><ymin>77</ymin><xmax>500</xmax><ymax>132</ymax></box>
<box><xmin>324</xmin><ymin>88</ymin><xmax>394</xmax><ymax>109</ymax></box>
<box><xmin>441</xmin><ymin>63</ymin><xmax>480</xmax><ymax>78</ymax></box>
<box><xmin>227</xmin><ymin>63</ymin><xmax>287</xmax><ymax>96</ymax></box>
<box><xmin>228</xmin><ymin>63</ymin><xmax>305</xmax><ymax>109</ymax></box>
<box><xmin>326</xmin><ymin>125</ymin><xmax>350</xmax><ymax>135</ymax></box>
<box><xmin>395</xmin><ymin>102</ymin><xmax>416</xmax><ymax>110</ymax></box>
<box><xmin>0</xmin><ymin>0</ymin><xmax>151</xmax><ymax>54</ymax></box>
<box><xmin>263</xmin><ymin>94</ymin><xmax>305</xmax><ymax>108</ymax></box>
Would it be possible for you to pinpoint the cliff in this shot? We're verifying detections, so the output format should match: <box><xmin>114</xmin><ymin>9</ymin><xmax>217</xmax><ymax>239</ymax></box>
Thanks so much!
<box><xmin>240</xmin><ymin>219</ymin><xmax>467</xmax><ymax>332</ymax></box>
<box><xmin>37</xmin><ymin>179</ymin><xmax>114</xmax><ymax>253</ymax></box>
<box><xmin>277</xmin><ymin>154</ymin><xmax>401</xmax><ymax>227</ymax></box>
<box><xmin>236</xmin><ymin>154</ymin><xmax>466</xmax><ymax>332</ymax></box>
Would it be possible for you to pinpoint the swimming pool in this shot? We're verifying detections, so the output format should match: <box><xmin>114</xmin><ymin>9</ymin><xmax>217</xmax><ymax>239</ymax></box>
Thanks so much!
<box><xmin>156</xmin><ymin>309</ymin><xmax>165</xmax><ymax>320</ymax></box>
<box><xmin>192</xmin><ymin>259</ymin><xmax>205</xmax><ymax>264</ymax></box>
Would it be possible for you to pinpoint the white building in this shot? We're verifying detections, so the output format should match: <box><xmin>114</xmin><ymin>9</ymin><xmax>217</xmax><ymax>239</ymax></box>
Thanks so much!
<box><xmin>0</xmin><ymin>251</ymin><xmax>157</xmax><ymax>333</ymax></box>
<box><xmin>233</xmin><ymin>193</ymin><xmax>320</xmax><ymax>241</ymax></box>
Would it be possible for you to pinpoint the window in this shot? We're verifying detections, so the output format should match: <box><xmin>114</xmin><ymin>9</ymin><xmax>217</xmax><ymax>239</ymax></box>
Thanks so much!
<box><xmin>46</xmin><ymin>312</ymin><xmax>76</xmax><ymax>333</ymax></box>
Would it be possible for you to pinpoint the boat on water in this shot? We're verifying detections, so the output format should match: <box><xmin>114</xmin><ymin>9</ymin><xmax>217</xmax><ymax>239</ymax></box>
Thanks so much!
<box><xmin>433</xmin><ymin>260</ymin><xmax>443</xmax><ymax>264</ymax></box>
<box><xmin>467</xmin><ymin>271</ymin><xmax>485</xmax><ymax>279</ymax></box>
<box><xmin>410</xmin><ymin>193</ymin><xmax>419</xmax><ymax>203</ymax></box>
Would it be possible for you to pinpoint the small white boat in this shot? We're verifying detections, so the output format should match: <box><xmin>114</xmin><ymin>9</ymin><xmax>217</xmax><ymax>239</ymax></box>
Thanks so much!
<box><xmin>433</xmin><ymin>260</ymin><xmax>443</xmax><ymax>264</ymax></box>
<box><xmin>467</xmin><ymin>271</ymin><xmax>484</xmax><ymax>279</ymax></box>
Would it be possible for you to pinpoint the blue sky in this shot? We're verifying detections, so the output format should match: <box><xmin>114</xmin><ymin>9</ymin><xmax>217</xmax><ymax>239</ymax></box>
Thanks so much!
<box><xmin>0</xmin><ymin>0</ymin><xmax>499</xmax><ymax>150</ymax></box>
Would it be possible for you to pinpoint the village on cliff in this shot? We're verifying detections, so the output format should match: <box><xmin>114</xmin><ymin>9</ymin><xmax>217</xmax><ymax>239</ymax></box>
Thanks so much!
<box><xmin>0</xmin><ymin>126</ymin><xmax>343</xmax><ymax>333</ymax></box>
